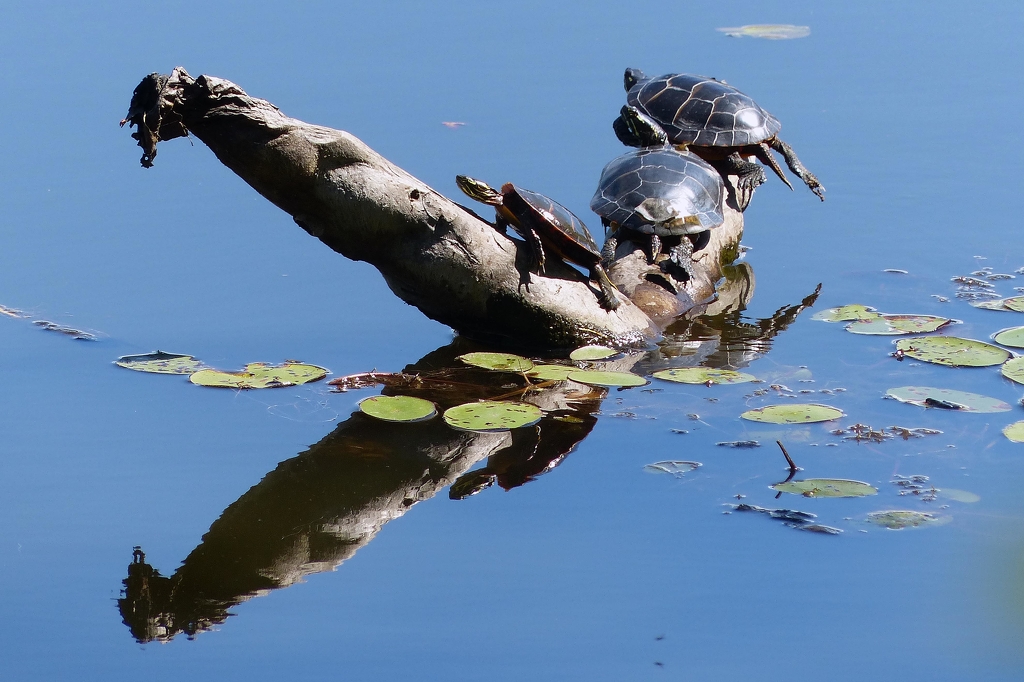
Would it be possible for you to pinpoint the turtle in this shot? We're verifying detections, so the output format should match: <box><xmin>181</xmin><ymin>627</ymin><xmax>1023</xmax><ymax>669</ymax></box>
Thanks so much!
<box><xmin>613</xmin><ymin>68</ymin><xmax>824</xmax><ymax>210</ymax></box>
<box><xmin>456</xmin><ymin>175</ymin><xmax>623</xmax><ymax>311</ymax></box>
<box><xmin>592</xmin><ymin>106</ymin><xmax>726</xmax><ymax>281</ymax></box>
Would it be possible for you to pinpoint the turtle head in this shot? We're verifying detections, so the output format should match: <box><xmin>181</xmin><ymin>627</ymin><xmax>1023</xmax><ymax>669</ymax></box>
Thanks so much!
<box><xmin>455</xmin><ymin>175</ymin><xmax>503</xmax><ymax>206</ymax></box>
<box><xmin>624</xmin><ymin>68</ymin><xmax>648</xmax><ymax>92</ymax></box>
<box><xmin>617</xmin><ymin>105</ymin><xmax>668</xmax><ymax>148</ymax></box>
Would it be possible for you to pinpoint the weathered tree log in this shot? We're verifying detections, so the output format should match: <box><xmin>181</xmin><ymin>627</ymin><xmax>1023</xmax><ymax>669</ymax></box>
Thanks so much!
<box><xmin>122</xmin><ymin>68</ymin><xmax>744</xmax><ymax>351</ymax></box>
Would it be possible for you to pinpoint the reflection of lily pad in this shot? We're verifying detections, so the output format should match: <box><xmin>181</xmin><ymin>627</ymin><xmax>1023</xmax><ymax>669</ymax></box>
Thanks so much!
<box><xmin>442</xmin><ymin>401</ymin><xmax>542</xmax><ymax>432</ymax></box>
<box><xmin>772</xmin><ymin>479</ymin><xmax>878</xmax><ymax>498</ymax></box>
<box><xmin>895</xmin><ymin>336</ymin><xmax>1010</xmax><ymax>367</ymax></box>
<box><xmin>643</xmin><ymin>461</ymin><xmax>701</xmax><ymax>477</ymax></box>
<box><xmin>1002</xmin><ymin>357</ymin><xmax>1024</xmax><ymax>385</ymax></box>
<box><xmin>457</xmin><ymin>352</ymin><xmax>533</xmax><ymax>373</ymax></box>
<box><xmin>115</xmin><ymin>351</ymin><xmax>204</xmax><ymax>375</ymax></box>
<box><xmin>567</xmin><ymin>370</ymin><xmax>648</xmax><ymax>388</ymax></box>
<box><xmin>527</xmin><ymin>364</ymin><xmax>576</xmax><ymax>381</ymax></box>
<box><xmin>190</xmin><ymin>362</ymin><xmax>329</xmax><ymax>389</ymax></box>
<box><xmin>885</xmin><ymin>386</ymin><xmax>1011</xmax><ymax>413</ymax></box>
<box><xmin>846</xmin><ymin>314</ymin><xmax>953</xmax><ymax>335</ymax></box>
<box><xmin>866</xmin><ymin>510</ymin><xmax>949</xmax><ymax>530</ymax></box>
<box><xmin>717</xmin><ymin>24</ymin><xmax>810</xmax><ymax>39</ymax></box>
<box><xmin>358</xmin><ymin>395</ymin><xmax>436</xmax><ymax>423</ymax></box>
<box><xmin>993</xmin><ymin>326</ymin><xmax>1024</xmax><ymax>348</ymax></box>
<box><xmin>940</xmin><ymin>488</ymin><xmax>981</xmax><ymax>503</ymax></box>
<box><xmin>740</xmin><ymin>404</ymin><xmax>845</xmax><ymax>424</ymax></box>
<box><xmin>811</xmin><ymin>304</ymin><xmax>879</xmax><ymax>322</ymax></box>
<box><xmin>569</xmin><ymin>345</ymin><xmax>617</xmax><ymax>361</ymax></box>
<box><xmin>652</xmin><ymin>367</ymin><xmax>756</xmax><ymax>385</ymax></box>
<box><xmin>1004</xmin><ymin>421</ymin><xmax>1024</xmax><ymax>443</ymax></box>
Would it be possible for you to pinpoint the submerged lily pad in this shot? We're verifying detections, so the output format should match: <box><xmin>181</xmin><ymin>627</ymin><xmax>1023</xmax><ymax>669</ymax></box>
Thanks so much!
<box><xmin>845</xmin><ymin>314</ymin><xmax>953</xmax><ymax>336</ymax></box>
<box><xmin>569</xmin><ymin>345</ymin><xmax>617</xmax><ymax>361</ymax></box>
<box><xmin>993</xmin><ymin>326</ymin><xmax>1024</xmax><ymax>348</ymax></box>
<box><xmin>457</xmin><ymin>352</ymin><xmax>534</xmax><ymax>373</ymax></box>
<box><xmin>940</xmin><ymin>488</ymin><xmax>981</xmax><ymax>503</ymax></box>
<box><xmin>716</xmin><ymin>24</ymin><xmax>810</xmax><ymax>39</ymax></box>
<box><xmin>115</xmin><ymin>351</ymin><xmax>204</xmax><ymax>375</ymax></box>
<box><xmin>894</xmin><ymin>336</ymin><xmax>1010</xmax><ymax>367</ymax></box>
<box><xmin>643</xmin><ymin>461</ymin><xmax>701</xmax><ymax>477</ymax></box>
<box><xmin>1004</xmin><ymin>421</ymin><xmax>1024</xmax><ymax>443</ymax></box>
<box><xmin>442</xmin><ymin>401</ymin><xmax>542</xmax><ymax>432</ymax></box>
<box><xmin>740</xmin><ymin>403</ymin><xmax>845</xmax><ymax>424</ymax></box>
<box><xmin>526</xmin><ymin>364</ymin><xmax>576</xmax><ymax>381</ymax></box>
<box><xmin>811</xmin><ymin>304</ymin><xmax>879</xmax><ymax>322</ymax></box>
<box><xmin>1002</xmin><ymin>357</ymin><xmax>1024</xmax><ymax>385</ymax></box>
<box><xmin>358</xmin><ymin>395</ymin><xmax>436</xmax><ymax>422</ymax></box>
<box><xmin>866</xmin><ymin>510</ymin><xmax>949</xmax><ymax>530</ymax></box>
<box><xmin>772</xmin><ymin>479</ymin><xmax>878</xmax><ymax>498</ymax></box>
<box><xmin>885</xmin><ymin>386</ymin><xmax>1011</xmax><ymax>413</ymax></box>
<box><xmin>190</xmin><ymin>362</ymin><xmax>328</xmax><ymax>389</ymax></box>
<box><xmin>567</xmin><ymin>370</ymin><xmax>648</xmax><ymax>388</ymax></box>
<box><xmin>652</xmin><ymin>367</ymin><xmax>756</xmax><ymax>385</ymax></box>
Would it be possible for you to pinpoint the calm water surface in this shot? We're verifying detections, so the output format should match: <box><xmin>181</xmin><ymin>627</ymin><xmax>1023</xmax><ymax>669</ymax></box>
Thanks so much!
<box><xmin>2</xmin><ymin>2</ymin><xmax>1024</xmax><ymax>679</ymax></box>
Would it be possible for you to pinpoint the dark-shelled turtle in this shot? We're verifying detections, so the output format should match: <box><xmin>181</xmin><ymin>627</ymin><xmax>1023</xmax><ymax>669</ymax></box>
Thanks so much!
<box><xmin>456</xmin><ymin>175</ymin><xmax>622</xmax><ymax>311</ymax></box>
<box><xmin>592</xmin><ymin>106</ymin><xmax>726</xmax><ymax>280</ymax></box>
<box><xmin>613</xmin><ymin>68</ymin><xmax>824</xmax><ymax>210</ymax></box>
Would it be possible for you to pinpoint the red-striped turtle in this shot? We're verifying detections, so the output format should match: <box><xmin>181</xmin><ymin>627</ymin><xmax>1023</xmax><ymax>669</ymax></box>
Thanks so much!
<box><xmin>456</xmin><ymin>176</ymin><xmax>622</xmax><ymax>311</ymax></box>
<box><xmin>613</xmin><ymin>68</ymin><xmax>824</xmax><ymax>210</ymax></box>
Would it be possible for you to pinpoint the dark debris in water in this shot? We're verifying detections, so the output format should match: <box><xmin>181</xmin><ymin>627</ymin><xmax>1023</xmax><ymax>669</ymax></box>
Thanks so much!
<box><xmin>831</xmin><ymin>424</ymin><xmax>942</xmax><ymax>443</ymax></box>
<box><xmin>716</xmin><ymin>440</ymin><xmax>760</xmax><ymax>448</ymax></box>
<box><xmin>33</xmin><ymin>320</ymin><xmax>96</xmax><ymax>340</ymax></box>
<box><xmin>891</xmin><ymin>475</ymin><xmax>939</xmax><ymax>502</ymax></box>
<box><xmin>730</xmin><ymin>503</ymin><xmax>843</xmax><ymax>535</ymax></box>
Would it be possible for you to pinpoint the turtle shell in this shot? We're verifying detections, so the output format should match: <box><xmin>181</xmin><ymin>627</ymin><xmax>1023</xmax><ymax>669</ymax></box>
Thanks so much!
<box><xmin>627</xmin><ymin>73</ymin><xmax>781</xmax><ymax>148</ymax></box>
<box><xmin>500</xmin><ymin>184</ymin><xmax>602</xmax><ymax>266</ymax></box>
<box><xmin>590</xmin><ymin>148</ymin><xmax>725</xmax><ymax>236</ymax></box>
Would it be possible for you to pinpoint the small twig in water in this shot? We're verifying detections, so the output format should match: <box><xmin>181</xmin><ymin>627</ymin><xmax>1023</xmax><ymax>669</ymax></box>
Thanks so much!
<box><xmin>777</xmin><ymin>440</ymin><xmax>798</xmax><ymax>474</ymax></box>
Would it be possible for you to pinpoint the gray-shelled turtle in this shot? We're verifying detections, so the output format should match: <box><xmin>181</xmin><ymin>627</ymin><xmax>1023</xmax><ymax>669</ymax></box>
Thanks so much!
<box><xmin>613</xmin><ymin>68</ymin><xmax>824</xmax><ymax>209</ymax></box>
<box><xmin>592</xmin><ymin>106</ymin><xmax>726</xmax><ymax>280</ymax></box>
<box><xmin>456</xmin><ymin>176</ymin><xmax>623</xmax><ymax>311</ymax></box>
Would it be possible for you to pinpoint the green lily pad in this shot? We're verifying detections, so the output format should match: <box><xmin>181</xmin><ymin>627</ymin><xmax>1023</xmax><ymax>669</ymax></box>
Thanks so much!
<box><xmin>442</xmin><ymin>401</ymin><xmax>543</xmax><ymax>432</ymax></box>
<box><xmin>115</xmin><ymin>351</ymin><xmax>204</xmax><ymax>375</ymax></box>
<box><xmin>866</xmin><ymin>510</ymin><xmax>950</xmax><ymax>530</ymax></box>
<box><xmin>811</xmin><ymin>304</ymin><xmax>879</xmax><ymax>322</ymax></box>
<box><xmin>740</xmin><ymin>404</ymin><xmax>845</xmax><ymax>424</ymax></box>
<box><xmin>717</xmin><ymin>24</ymin><xmax>810</xmax><ymax>39</ymax></box>
<box><xmin>1004</xmin><ymin>421</ymin><xmax>1024</xmax><ymax>443</ymax></box>
<box><xmin>456</xmin><ymin>352</ymin><xmax>534</xmax><ymax>373</ymax></box>
<box><xmin>895</xmin><ymin>336</ymin><xmax>1010</xmax><ymax>367</ymax></box>
<box><xmin>567</xmin><ymin>370</ymin><xmax>648</xmax><ymax>388</ymax></box>
<box><xmin>993</xmin><ymin>326</ymin><xmax>1024</xmax><ymax>348</ymax></box>
<box><xmin>190</xmin><ymin>362</ymin><xmax>328</xmax><ymax>389</ymax></box>
<box><xmin>772</xmin><ymin>479</ymin><xmax>878</xmax><ymax>498</ymax></box>
<box><xmin>1002</xmin><ymin>357</ymin><xmax>1024</xmax><ymax>385</ymax></box>
<box><xmin>569</xmin><ymin>345</ymin><xmax>617</xmax><ymax>361</ymax></box>
<box><xmin>845</xmin><ymin>314</ymin><xmax>953</xmax><ymax>336</ymax></box>
<box><xmin>652</xmin><ymin>367</ymin><xmax>756</xmax><ymax>385</ymax></box>
<box><xmin>885</xmin><ymin>386</ymin><xmax>1012</xmax><ymax>413</ymax></box>
<box><xmin>1006</xmin><ymin>296</ymin><xmax>1024</xmax><ymax>312</ymax></box>
<box><xmin>358</xmin><ymin>395</ymin><xmax>436</xmax><ymax>422</ymax></box>
<box><xmin>526</xmin><ymin>364</ymin><xmax>576</xmax><ymax>381</ymax></box>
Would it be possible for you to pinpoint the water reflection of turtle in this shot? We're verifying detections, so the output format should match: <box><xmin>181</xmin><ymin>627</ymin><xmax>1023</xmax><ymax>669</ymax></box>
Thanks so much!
<box><xmin>613</xmin><ymin>68</ymin><xmax>824</xmax><ymax>210</ymax></box>
<box><xmin>455</xmin><ymin>176</ymin><xmax>622</xmax><ymax>311</ymax></box>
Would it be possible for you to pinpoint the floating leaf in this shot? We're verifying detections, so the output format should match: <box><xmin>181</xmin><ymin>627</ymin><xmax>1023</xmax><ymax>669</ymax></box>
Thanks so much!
<box><xmin>190</xmin><ymin>362</ymin><xmax>328</xmax><ymax>389</ymax></box>
<box><xmin>457</xmin><ymin>352</ymin><xmax>533</xmax><ymax>373</ymax></box>
<box><xmin>866</xmin><ymin>510</ymin><xmax>949</xmax><ymax>530</ymax></box>
<box><xmin>740</xmin><ymin>403</ymin><xmax>844</xmax><ymax>424</ymax></box>
<box><xmin>811</xmin><ymin>304</ymin><xmax>879</xmax><ymax>322</ymax></box>
<box><xmin>940</xmin><ymin>488</ymin><xmax>980</xmax><ymax>503</ymax></box>
<box><xmin>569</xmin><ymin>345</ymin><xmax>617</xmax><ymax>361</ymax></box>
<box><xmin>115</xmin><ymin>351</ymin><xmax>204</xmax><ymax>375</ymax></box>
<box><xmin>993</xmin><ymin>326</ymin><xmax>1024</xmax><ymax>348</ymax></box>
<box><xmin>526</xmin><ymin>364</ymin><xmax>576</xmax><ymax>381</ymax></box>
<box><xmin>772</xmin><ymin>479</ymin><xmax>878</xmax><ymax>498</ymax></box>
<box><xmin>567</xmin><ymin>370</ymin><xmax>648</xmax><ymax>388</ymax></box>
<box><xmin>1004</xmin><ymin>421</ymin><xmax>1024</xmax><ymax>443</ymax></box>
<box><xmin>885</xmin><ymin>386</ymin><xmax>1011</xmax><ymax>413</ymax></box>
<box><xmin>653</xmin><ymin>367</ymin><xmax>756</xmax><ymax>384</ymax></box>
<box><xmin>971</xmin><ymin>296</ymin><xmax>1024</xmax><ymax>311</ymax></box>
<box><xmin>1006</xmin><ymin>296</ymin><xmax>1024</xmax><ymax>312</ymax></box>
<box><xmin>358</xmin><ymin>395</ymin><xmax>436</xmax><ymax>422</ymax></box>
<box><xmin>716</xmin><ymin>24</ymin><xmax>810</xmax><ymax>39</ymax></box>
<box><xmin>1002</xmin><ymin>357</ymin><xmax>1024</xmax><ymax>385</ymax></box>
<box><xmin>894</xmin><ymin>336</ymin><xmax>1009</xmax><ymax>367</ymax></box>
<box><xmin>845</xmin><ymin>314</ymin><xmax>953</xmax><ymax>336</ymax></box>
<box><xmin>442</xmin><ymin>401</ymin><xmax>542</xmax><ymax>432</ymax></box>
<box><xmin>643</xmin><ymin>461</ymin><xmax>701</xmax><ymax>477</ymax></box>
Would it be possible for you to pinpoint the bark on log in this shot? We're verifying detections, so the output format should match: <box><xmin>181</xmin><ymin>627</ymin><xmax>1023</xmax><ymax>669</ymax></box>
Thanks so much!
<box><xmin>122</xmin><ymin>68</ymin><xmax>744</xmax><ymax>351</ymax></box>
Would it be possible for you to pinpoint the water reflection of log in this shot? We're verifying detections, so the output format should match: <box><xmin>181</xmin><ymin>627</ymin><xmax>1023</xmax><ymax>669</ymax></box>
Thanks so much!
<box><xmin>118</xmin><ymin>340</ymin><xmax>602</xmax><ymax>643</ymax></box>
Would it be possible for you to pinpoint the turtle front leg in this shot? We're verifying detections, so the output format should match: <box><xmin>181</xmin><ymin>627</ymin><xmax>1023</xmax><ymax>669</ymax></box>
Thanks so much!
<box><xmin>767</xmin><ymin>137</ymin><xmax>825</xmax><ymax>200</ymax></box>
<box><xmin>660</xmin><ymin>236</ymin><xmax>694</xmax><ymax>282</ymax></box>
<box><xmin>723</xmin><ymin>151</ymin><xmax>767</xmax><ymax>211</ymax></box>
<box><xmin>648</xmin><ymin>233</ymin><xmax>662</xmax><ymax>265</ymax></box>
<box><xmin>752</xmin><ymin>143</ymin><xmax>794</xmax><ymax>192</ymax></box>
<box><xmin>590</xmin><ymin>263</ymin><xmax>622</xmax><ymax>311</ymax></box>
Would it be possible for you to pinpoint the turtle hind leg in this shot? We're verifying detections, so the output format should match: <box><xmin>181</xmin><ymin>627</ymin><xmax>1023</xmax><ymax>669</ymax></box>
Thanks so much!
<box><xmin>590</xmin><ymin>264</ymin><xmax>622</xmax><ymax>311</ymax></box>
<box><xmin>601</xmin><ymin>228</ymin><xmax>619</xmax><ymax>265</ymax></box>
<box><xmin>722</xmin><ymin>152</ymin><xmax>767</xmax><ymax>211</ymax></box>
<box><xmin>767</xmin><ymin>137</ymin><xmax>825</xmax><ymax>201</ymax></box>
<box><xmin>660</xmin><ymin>237</ymin><xmax>695</xmax><ymax>282</ymax></box>
<box><xmin>648</xmin><ymin>234</ymin><xmax>662</xmax><ymax>265</ymax></box>
<box><xmin>523</xmin><ymin>227</ymin><xmax>546</xmax><ymax>274</ymax></box>
<box><xmin>752</xmin><ymin>144</ymin><xmax>794</xmax><ymax>191</ymax></box>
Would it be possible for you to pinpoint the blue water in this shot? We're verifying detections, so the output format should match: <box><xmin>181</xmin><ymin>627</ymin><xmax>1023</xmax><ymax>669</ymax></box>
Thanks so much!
<box><xmin>2</xmin><ymin>1</ymin><xmax>1024</xmax><ymax>679</ymax></box>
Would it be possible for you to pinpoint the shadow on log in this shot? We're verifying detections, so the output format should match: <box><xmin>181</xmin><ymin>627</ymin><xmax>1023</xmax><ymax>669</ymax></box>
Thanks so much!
<box><xmin>121</xmin><ymin>68</ymin><xmax>745</xmax><ymax>352</ymax></box>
